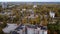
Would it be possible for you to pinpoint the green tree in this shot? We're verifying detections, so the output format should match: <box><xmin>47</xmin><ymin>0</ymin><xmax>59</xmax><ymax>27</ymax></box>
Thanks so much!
<box><xmin>0</xmin><ymin>27</ymin><xmax>4</xmax><ymax>34</ymax></box>
<box><xmin>0</xmin><ymin>21</ymin><xmax>7</xmax><ymax>28</ymax></box>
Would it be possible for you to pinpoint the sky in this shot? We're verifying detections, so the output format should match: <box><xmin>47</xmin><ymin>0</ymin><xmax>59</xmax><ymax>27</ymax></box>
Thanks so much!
<box><xmin>0</xmin><ymin>0</ymin><xmax>60</xmax><ymax>2</ymax></box>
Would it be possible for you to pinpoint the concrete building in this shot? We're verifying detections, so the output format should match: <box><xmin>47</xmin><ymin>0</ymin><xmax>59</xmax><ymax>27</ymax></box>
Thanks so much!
<box><xmin>9</xmin><ymin>24</ymin><xmax>47</xmax><ymax>34</ymax></box>
<box><xmin>49</xmin><ymin>11</ymin><xmax>55</xmax><ymax>18</ymax></box>
<box><xmin>33</xmin><ymin>5</ymin><xmax>37</xmax><ymax>8</ymax></box>
<box><xmin>2</xmin><ymin>23</ymin><xmax>18</xmax><ymax>34</ymax></box>
<box><xmin>27</xmin><ymin>27</ymin><xmax>35</xmax><ymax>34</ymax></box>
<box><xmin>1</xmin><ymin>2</ymin><xmax>7</xmax><ymax>8</ymax></box>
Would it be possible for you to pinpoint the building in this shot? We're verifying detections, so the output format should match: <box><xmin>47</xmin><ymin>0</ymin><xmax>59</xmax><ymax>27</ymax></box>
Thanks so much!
<box><xmin>10</xmin><ymin>24</ymin><xmax>47</xmax><ymax>34</ymax></box>
<box><xmin>1</xmin><ymin>2</ymin><xmax>8</xmax><ymax>8</ymax></box>
<box><xmin>33</xmin><ymin>5</ymin><xmax>37</xmax><ymax>8</ymax></box>
<box><xmin>49</xmin><ymin>11</ymin><xmax>55</xmax><ymax>18</ymax></box>
<box><xmin>2</xmin><ymin>23</ymin><xmax>18</xmax><ymax>34</ymax></box>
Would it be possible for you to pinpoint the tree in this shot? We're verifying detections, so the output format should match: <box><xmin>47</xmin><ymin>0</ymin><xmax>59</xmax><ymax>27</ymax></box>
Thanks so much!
<box><xmin>0</xmin><ymin>15</ymin><xmax>3</xmax><ymax>21</ymax></box>
<box><xmin>48</xmin><ymin>20</ymin><xmax>60</xmax><ymax>34</ymax></box>
<box><xmin>0</xmin><ymin>27</ymin><xmax>4</xmax><ymax>34</ymax></box>
<box><xmin>0</xmin><ymin>21</ymin><xmax>7</xmax><ymax>28</ymax></box>
<box><xmin>55</xmin><ymin>21</ymin><xmax>60</xmax><ymax>34</ymax></box>
<box><xmin>47</xmin><ymin>24</ymin><xmax>55</xmax><ymax>34</ymax></box>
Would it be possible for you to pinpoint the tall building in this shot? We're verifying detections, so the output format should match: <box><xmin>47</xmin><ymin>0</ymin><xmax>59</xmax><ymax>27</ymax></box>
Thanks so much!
<box><xmin>1</xmin><ymin>2</ymin><xmax>7</xmax><ymax>8</ymax></box>
<box><xmin>49</xmin><ymin>11</ymin><xmax>55</xmax><ymax>18</ymax></box>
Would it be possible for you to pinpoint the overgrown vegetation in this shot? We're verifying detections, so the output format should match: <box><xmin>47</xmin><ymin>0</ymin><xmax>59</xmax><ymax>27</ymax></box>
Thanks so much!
<box><xmin>0</xmin><ymin>4</ymin><xmax>60</xmax><ymax>34</ymax></box>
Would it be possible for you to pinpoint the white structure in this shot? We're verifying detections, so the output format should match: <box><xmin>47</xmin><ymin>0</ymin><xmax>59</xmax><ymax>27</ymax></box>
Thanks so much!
<box><xmin>2</xmin><ymin>23</ymin><xmax>18</xmax><ymax>33</ymax></box>
<box><xmin>28</xmin><ymin>14</ymin><xmax>35</xmax><ymax>18</ymax></box>
<box><xmin>49</xmin><ymin>11</ymin><xmax>55</xmax><ymax>18</ymax></box>
<box><xmin>39</xmin><ymin>30</ymin><xmax>47</xmax><ymax>34</ymax></box>
<box><xmin>22</xmin><ymin>8</ymin><xmax>26</xmax><ymax>11</ymax></box>
<box><xmin>16</xmin><ymin>25</ymin><xmax>25</xmax><ymax>34</ymax></box>
<box><xmin>34</xmin><ymin>29</ymin><xmax>38</xmax><ymax>34</ymax></box>
<box><xmin>8</xmin><ymin>15</ymin><xmax>16</xmax><ymax>18</ymax></box>
<box><xmin>27</xmin><ymin>28</ymin><xmax>35</xmax><ymax>34</ymax></box>
<box><xmin>27</xmin><ymin>27</ymin><xmax>47</xmax><ymax>34</ymax></box>
<box><xmin>35</xmin><ymin>27</ymin><xmax>41</xmax><ymax>34</ymax></box>
<box><xmin>33</xmin><ymin>5</ymin><xmax>37</xmax><ymax>8</ymax></box>
<box><xmin>0</xmin><ymin>11</ymin><xmax>12</xmax><ymax>15</ymax></box>
<box><xmin>28</xmin><ymin>9</ymin><xmax>33</xmax><ymax>12</ymax></box>
<box><xmin>8</xmin><ymin>5</ymin><xmax>15</xmax><ymax>8</ymax></box>
<box><xmin>17</xmin><ymin>29</ymin><xmax>23</xmax><ymax>34</ymax></box>
<box><xmin>1</xmin><ymin>2</ymin><xmax>7</xmax><ymax>8</ymax></box>
<box><xmin>0</xmin><ymin>12</ymin><xmax>7</xmax><ymax>15</ymax></box>
<box><xmin>44</xmin><ymin>30</ymin><xmax>47</xmax><ymax>34</ymax></box>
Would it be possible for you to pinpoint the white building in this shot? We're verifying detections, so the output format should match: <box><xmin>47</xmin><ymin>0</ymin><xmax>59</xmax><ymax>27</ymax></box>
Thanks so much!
<box><xmin>2</xmin><ymin>23</ymin><xmax>18</xmax><ymax>33</ymax></box>
<box><xmin>22</xmin><ymin>8</ymin><xmax>26</xmax><ymax>11</ymax></box>
<box><xmin>1</xmin><ymin>2</ymin><xmax>7</xmax><ymax>8</ymax></box>
<box><xmin>34</xmin><ymin>29</ymin><xmax>38</xmax><ymax>34</ymax></box>
<box><xmin>8</xmin><ymin>5</ymin><xmax>15</xmax><ymax>8</ymax></box>
<box><xmin>27</xmin><ymin>27</ymin><xmax>35</xmax><ymax>34</ymax></box>
<box><xmin>17</xmin><ymin>29</ymin><xmax>23</xmax><ymax>34</ymax></box>
<box><xmin>0</xmin><ymin>12</ymin><xmax>7</xmax><ymax>15</ymax></box>
<box><xmin>33</xmin><ymin>5</ymin><xmax>37</xmax><ymax>8</ymax></box>
<box><xmin>27</xmin><ymin>27</ymin><xmax>47</xmax><ymax>34</ymax></box>
<box><xmin>44</xmin><ymin>30</ymin><xmax>47</xmax><ymax>34</ymax></box>
<box><xmin>49</xmin><ymin>11</ymin><xmax>55</xmax><ymax>18</ymax></box>
<box><xmin>39</xmin><ymin>30</ymin><xmax>47</xmax><ymax>34</ymax></box>
<box><xmin>28</xmin><ymin>14</ymin><xmax>38</xmax><ymax>19</ymax></box>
